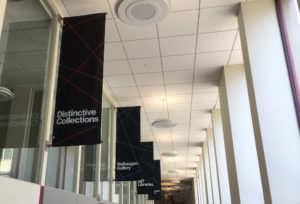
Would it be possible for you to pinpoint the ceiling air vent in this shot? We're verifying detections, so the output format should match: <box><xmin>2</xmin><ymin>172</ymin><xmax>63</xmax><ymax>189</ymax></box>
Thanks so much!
<box><xmin>115</xmin><ymin>0</ymin><xmax>172</xmax><ymax>27</ymax></box>
<box><xmin>152</xmin><ymin>118</ymin><xmax>177</xmax><ymax>129</ymax></box>
<box><xmin>161</xmin><ymin>150</ymin><xmax>179</xmax><ymax>157</ymax></box>
<box><xmin>167</xmin><ymin>170</ymin><xmax>180</xmax><ymax>174</ymax></box>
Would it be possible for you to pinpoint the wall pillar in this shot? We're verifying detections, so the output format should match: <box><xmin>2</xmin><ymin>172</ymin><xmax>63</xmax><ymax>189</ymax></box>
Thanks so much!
<box><xmin>202</xmin><ymin>141</ymin><xmax>213</xmax><ymax>204</ymax></box>
<box><xmin>238</xmin><ymin>1</ymin><xmax>300</xmax><ymax>203</ymax></box>
<box><xmin>218</xmin><ymin>64</ymin><xmax>264</xmax><ymax>204</ymax></box>
<box><xmin>211</xmin><ymin>109</ymin><xmax>231</xmax><ymax>204</ymax></box>
<box><xmin>206</xmin><ymin>129</ymin><xmax>220</xmax><ymax>204</ymax></box>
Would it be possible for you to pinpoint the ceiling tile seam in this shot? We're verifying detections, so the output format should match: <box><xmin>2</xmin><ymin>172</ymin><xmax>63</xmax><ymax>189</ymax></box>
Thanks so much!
<box><xmin>200</xmin><ymin>3</ymin><xmax>241</xmax><ymax>9</ymax></box>
<box><xmin>106</xmin><ymin>0</ymin><xmax>170</xmax><ymax>179</ymax></box>
<box><xmin>61</xmin><ymin>0</ymin><xmax>72</xmax><ymax>17</ymax></box>
<box><xmin>184</xmin><ymin>0</ymin><xmax>202</xmax><ymax>182</ymax></box>
<box><xmin>155</xmin><ymin>23</ymin><xmax>178</xmax><ymax>179</ymax></box>
<box><xmin>198</xmin><ymin>29</ymin><xmax>239</xmax><ymax>35</ymax></box>
<box><xmin>116</xmin><ymin>94</ymin><xmax>218</xmax><ymax>99</ymax></box>
<box><xmin>227</xmin><ymin>30</ymin><xmax>239</xmax><ymax>65</ymax></box>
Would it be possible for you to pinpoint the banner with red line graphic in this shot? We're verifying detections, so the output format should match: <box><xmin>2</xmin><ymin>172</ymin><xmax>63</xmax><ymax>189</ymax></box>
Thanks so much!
<box><xmin>52</xmin><ymin>13</ymin><xmax>106</xmax><ymax>147</ymax></box>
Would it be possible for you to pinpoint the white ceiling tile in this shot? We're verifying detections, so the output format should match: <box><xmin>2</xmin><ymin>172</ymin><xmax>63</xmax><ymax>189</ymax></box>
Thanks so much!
<box><xmin>171</xmin><ymin>0</ymin><xmax>199</xmax><ymax>11</ymax></box>
<box><xmin>198</xmin><ymin>5</ymin><xmax>239</xmax><ymax>33</ymax></box>
<box><xmin>193</xmin><ymin>92</ymin><xmax>218</xmax><ymax>103</ymax></box>
<box><xmin>233</xmin><ymin>31</ymin><xmax>242</xmax><ymax>50</ymax></box>
<box><xmin>134</xmin><ymin>72</ymin><xmax>164</xmax><ymax>86</ymax></box>
<box><xmin>167</xmin><ymin>94</ymin><xmax>192</xmax><ymax>104</ymax></box>
<box><xmin>191</xmin><ymin>110</ymin><xmax>211</xmax><ymax>118</ymax></box>
<box><xmin>166</xmin><ymin>83</ymin><xmax>193</xmax><ymax>95</ymax></box>
<box><xmin>171</xmin><ymin>129</ymin><xmax>189</xmax><ymax>135</ymax></box>
<box><xmin>197</xmin><ymin>30</ymin><xmax>237</xmax><ymax>53</ymax></box>
<box><xmin>138</xmin><ymin>85</ymin><xmax>166</xmax><ymax>96</ymax></box>
<box><xmin>194</xmin><ymin>67</ymin><xmax>222</xmax><ymax>82</ymax></box>
<box><xmin>193</xmin><ymin>81</ymin><xmax>219</xmax><ymax>93</ymax></box>
<box><xmin>172</xmin><ymin>118</ymin><xmax>191</xmax><ymax>125</ymax></box>
<box><xmin>25</xmin><ymin>28</ymin><xmax>51</xmax><ymax>50</ymax></box>
<box><xmin>200</xmin><ymin>0</ymin><xmax>244</xmax><ymax>8</ymax></box>
<box><xmin>62</xmin><ymin>0</ymin><xmax>114</xmax><ymax>18</ymax></box>
<box><xmin>144</xmin><ymin>104</ymin><xmax>165</xmax><ymax>113</ymax></box>
<box><xmin>190</xmin><ymin>117</ymin><xmax>211</xmax><ymax>124</ymax></box>
<box><xmin>162</xmin><ymin>54</ymin><xmax>195</xmax><ymax>72</ymax></box>
<box><xmin>168</xmin><ymin>103</ymin><xmax>191</xmax><ymax>112</ymax></box>
<box><xmin>158</xmin><ymin>10</ymin><xmax>198</xmax><ymax>37</ymax></box>
<box><xmin>142</xmin><ymin>96</ymin><xmax>166</xmax><ymax>106</ymax></box>
<box><xmin>169</xmin><ymin>111</ymin><xmax>191</xmax><ymax>119</ymax></box>
<box><xmin>1</xmin><ymin>54</ymin><xmax>22</xmax><ymax>70</ymax></box>
<box><xmin>105</xmin><ymin>19</ymin><xmax>120</xmax><ymax>42</ymax></box>
<box><xmin>104</xmin><ymin>42</ymin><xmax>126</xmax><ymax>61</ymax></box>
<box><xmin>129</xmin><ymin>57</ymin><xmax>162</xmax><ymax>74</ymax></box>
<box><xmin>104</xmin><ymin>60</ymin><xmax>131</xmax><ymax>75</ymax></box>
<box><xmin>10</xmin><ymin>51</ymin><xmax>46</xmax><ymax>69</ymax></box>
<box><xmin>160</xmin><ymin>35</ymin><xmax>197</xmax><ymax>56</ymax></box>
<box><xmin>117</xmin><ymin>97</ymin><xmax>143</xmax><ymax>106</ymax></box>
<box><xmin>147</xmin><ymin>112</ymin><xmax>164</xmax><ymax>120</ymax></box>
<box><xmin>0</xmin><ymin>31</ymin><xmax>38</xmax><ymax>53</ymax></box>
<box><xmin>228</xmin><ymin>50</ymin><xmax>243</xmax><ymax>65</ymax></box>
<box><xmin>6</xmin><ymin>83</ymin><xmax>42</xmax><ymax>89</ymax></box>
<box><xmin>195</xmin><ymin>51</ymin><xmax>231</xmax><ymax>69</ymax></box>
<box><xmin>111</xmin><ymin>87</ymin><xmax>140</xmax><ymax>97</ymax></box>
<box><xmin>115</xmin><ymin>19</ymin><xmax>157</xmax><ymax>41</ymax></box>
<box><xmin>26</xmin><ymin>68</ymin><xmax>45</xmax><ymax>82</ymax></box>
<box><xmin>3</xmin><ymin>70</ymin><xmax>36</xmax><ymax>84</ymax></box>
<box><xmin>105</xmin><ymin>75</ymin><xmax>136</xmax><ymax>87</ymax></box>
<box><xmin>191</xmin><ymin>102</ymin><xmax>216</xmax><ymax>110</ymax></box>
<box><xmin>164</xmin><ymin>70</ymin><xmax>194</xmax><ymax>84</ymax></box>
<box><xmin>2</xmin><ymin>14</ymin><xmax>21</xmax><ymax>32</ymax></box>
<box><xmin>123</xmin><ymin>39</ymin><xmax>160</xmax><ymax>59</ymax></box>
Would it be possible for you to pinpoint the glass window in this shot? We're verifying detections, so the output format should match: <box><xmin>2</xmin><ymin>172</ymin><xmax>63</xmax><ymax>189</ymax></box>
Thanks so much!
<box><xmin>0</xmin><ymin>0</ymin><xmax>53</xmax><ymax>184</ymax></box>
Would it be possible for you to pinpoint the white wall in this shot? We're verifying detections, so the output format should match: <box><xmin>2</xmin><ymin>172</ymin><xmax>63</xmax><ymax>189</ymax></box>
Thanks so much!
<box><xmin>0</xmin><ymin>176</ymin><xmax>41</xmax><ymax>204</ymax></box>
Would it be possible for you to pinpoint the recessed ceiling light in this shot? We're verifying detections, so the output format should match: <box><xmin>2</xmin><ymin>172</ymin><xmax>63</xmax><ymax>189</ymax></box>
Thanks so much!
<box><xmin>161</xmin><ymin>150</ymin><xmax>179</xmax><ymax>157</ymax></box>
<box><xmin>115</xmin><ymin>0</ymin><xmax>172</xmax><ymax>27</ymax></box>
<box><xmin>167</xmin><ymin>170</ymin><xmax>179</xmax><ymax>174</ymax></box>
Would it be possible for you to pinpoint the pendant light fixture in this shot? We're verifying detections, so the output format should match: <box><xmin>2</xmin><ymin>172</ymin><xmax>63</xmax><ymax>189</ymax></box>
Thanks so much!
<box><xmin>171</xmin><ymin>180</ymin><xmax>180</xmax><ymax>184</ymax></box>
<box><xmin>161</xmin><ymin>136</ymin><xmax>178</xmax><ymax>157</ymax></box>
<box><xmin>167</xmin><ymin>170</ymin><xmax>180</xmax><ymax>174</ymax></box>
<box><xmin>152</xmin><ymin>99</ymin><xmax>177</xmax><ymax>129</ymax></box>
<box><xmin>0</xmin><ymin>62</ymin><xmax>15</xmax><ymax>101</ymax></box>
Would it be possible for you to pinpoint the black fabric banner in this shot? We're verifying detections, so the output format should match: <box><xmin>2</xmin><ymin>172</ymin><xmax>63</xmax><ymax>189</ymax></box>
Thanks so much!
<box><xmin>148</xmin><ymin>160</ymin><xmax>162</xmax><ymax>200</ymax></box>
<box><xmin>137</xmin><ymin>142</ymin><xmax>154</xmax><ymax>194</ymax></box>
<box><xmin>115</xmin><ymin>107</ymin><xmax>141</xmax><ymax>181</ymax></box>
<box><xmin>52</xmin><ymin>13</ymin><xmax>106</xmax><ymax>147</ymax></box>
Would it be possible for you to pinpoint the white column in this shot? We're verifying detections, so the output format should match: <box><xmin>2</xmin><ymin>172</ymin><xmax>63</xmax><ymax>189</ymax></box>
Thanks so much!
<box><xmin>211</xmin><ymin>109</ymin><xmax>231</xmax><ymax>204</ymax></box>
<box><xmin>200</xmin><ymin>156</ymin><xmax>207</xmax><ymax>204</ymax></box>
<box><xmin>238</xmin><ymin>1</ymin><xmax>300</xmax><ymax>203</ymax></box>
<box><xmin>74</xmin><ymin>146</ymin><xmax>81</xmax><ymax>194</ymax></box>
<box><xmin>120</xmin><ymin>182</ymin><xmax>123</xmax><ymax>204</ymax></box>
<box><xmin>202</xmin><ymin>141</ymin><xmax>213</xmax><ymax>204</ymax></box>
<box><xmin>206</xmin><ymin>128</ymin><xmax>220</xmax><ymax>204</ymax></box>
<box><xmin>218</xmin><ymin>64</ymin><xmax>264</xmax><ymax>204</ymax></box>
<box><xmin>0</xmin><ymin>0</ymin><xmax>7</xmax><ymax>40</ymax></box>
<box><xmin>127</xmin><ymin>182</ymin><xmax>131</xmax><ymax>204</ymax></box>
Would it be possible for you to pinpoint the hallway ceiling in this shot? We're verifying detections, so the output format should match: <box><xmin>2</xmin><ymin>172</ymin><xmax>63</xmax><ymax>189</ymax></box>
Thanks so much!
<box><xmin>56</xmin><ymin>0</ymin><xmax>244</xmax><ymax>181</ymax></box>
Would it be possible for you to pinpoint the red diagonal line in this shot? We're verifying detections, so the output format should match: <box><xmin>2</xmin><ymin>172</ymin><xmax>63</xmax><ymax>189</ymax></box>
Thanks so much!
<box><xmin>64</xmin><ymin>18</ymin><xmax>103</xmax><ymax>65</ymax></box>
<box><xmin>56</xmin><ymin>42</ymin><xmax>104</xmax><ymax>94</ymax></box>
<box><xmin>63</xmin><ymin>14</ymin><xmax>105</xmax><ymax>32</ymax></box>
<box><xmin>58</xmin><ymin>75</ymin><xmax>102</xmax><ymax>104</ymax></box>
<box><xmin>60</xmin><ymin>64</ymin><xmax>103</xmax><ymax>81</ymax></box>
<box><xmin>52</xmin><ymin>123</ymin><xmax>101</xmax><ymax>147</ymax></box>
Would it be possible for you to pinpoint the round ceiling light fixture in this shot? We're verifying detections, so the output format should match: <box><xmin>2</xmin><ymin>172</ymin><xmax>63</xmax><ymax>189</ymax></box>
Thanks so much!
<box><xmin>171</xmin><ymin>180</ymin><xmax>180</xmax><ymax>184</ymax></box>
<box><xmin>115</xmin><ymin>0</ymin><xmax>172</xmax><ymax>27</ymax></box>
<box><xmin>161</xmin><ymin>150</ymin><xmax>179</xmax><ymax>157</ymax></box>
<box><xmin>152</xmin><ymin>118</ymin><xmax>177</xmax><ymax>129</ymax></box>
<box><xmin>0</xmin><ymin>86</ymin><xmax>15</xmax><ymax>101</ymax></box>
<box><xmin>167</xmin><ymin>170</ymin><xmax>180</xmax><ymax>174</ymax></box>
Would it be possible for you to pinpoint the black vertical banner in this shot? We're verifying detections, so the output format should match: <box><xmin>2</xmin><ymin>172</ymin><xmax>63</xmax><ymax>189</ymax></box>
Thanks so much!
<box><xmin>52</xmin><ymin>13</ymin><xmax>106</xmax><ymax>147</ymax></box>
<box><xmin>115</xmin><ymin>107</ymin><xmax>141</xmax><ymax>181</ymax></box>
<box><xmin>137</xmin><ymin>142</ymin><xmax>155</xmax><ymax>194</ymax></box>
<box><xmin>148</xmin><ymin>160</ymin><xmax>162</xmax><ymax>200</ymax></box>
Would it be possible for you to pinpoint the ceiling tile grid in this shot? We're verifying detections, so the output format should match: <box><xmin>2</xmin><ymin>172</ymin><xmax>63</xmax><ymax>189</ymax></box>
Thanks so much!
<box><xmin>58</xmin><ymin>0</ymin><xmax>244</xmax><ymax>181</ymax></box>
